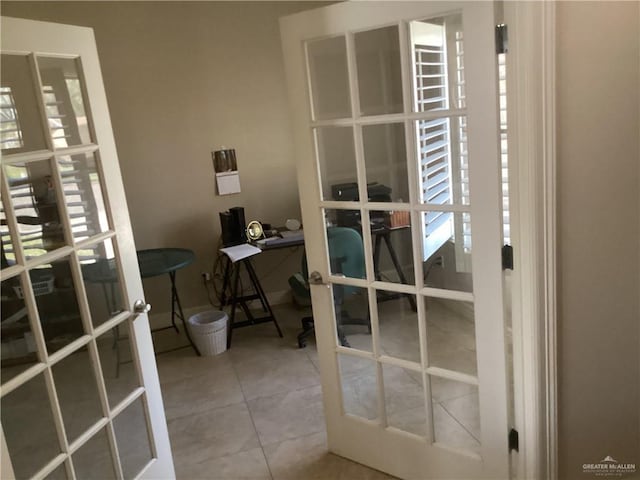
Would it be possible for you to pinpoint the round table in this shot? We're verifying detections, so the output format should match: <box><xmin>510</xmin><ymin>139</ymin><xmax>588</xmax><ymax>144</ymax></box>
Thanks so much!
<box><xmin>137</xmin><ymin>248</ymin><xmax>194</xmax><ymax>278</ymax></box>
<box><xmin>136</xmin><ymin>248</ymin><xmax>198</xmax><ymax>355</ymax></box>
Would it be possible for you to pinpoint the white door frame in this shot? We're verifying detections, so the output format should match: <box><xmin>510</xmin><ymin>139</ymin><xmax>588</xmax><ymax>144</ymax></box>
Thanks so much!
<box><xmin>0</xmin><ymin>16</ymin><xmax>175</xmax><ymax>479</ymax></box>
<box><xmin>280</xmin><ymin>0</ymin><xmax>561</xmax><ymax>477</ymax></box>
<box><xmin>282</xmin><ymin>2</ymin><xmax>513</xmax><ymax>478</ymax></box>
<box><xmin>505</xmin><ymin>2</ymin><xmax>557</xmax><ymax>479</ymax></box>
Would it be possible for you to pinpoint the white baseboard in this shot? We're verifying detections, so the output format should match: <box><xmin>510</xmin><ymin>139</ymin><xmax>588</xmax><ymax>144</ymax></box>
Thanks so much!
<box><xmin>148</xmin><ymin>289</ymin><xmax>292</xmax><ymax>329</ymax></box>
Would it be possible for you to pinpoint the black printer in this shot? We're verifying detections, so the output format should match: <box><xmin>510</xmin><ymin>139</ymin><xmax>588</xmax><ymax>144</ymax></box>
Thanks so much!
<box><xmin>331</xmin><ymin>182</ymin><xmax>392</xmax><ymax>227</ymax></box>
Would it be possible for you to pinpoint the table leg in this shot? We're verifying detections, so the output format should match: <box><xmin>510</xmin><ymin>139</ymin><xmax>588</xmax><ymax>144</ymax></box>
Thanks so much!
<box><xmin>169</xmin><ymin>270</ymin><xmax>200</xmax><ymax>356</ymax></box>
<box><xmin>114</xmin><ymin>324</ymin><xmax>121</xmax><ymax>378</ymax></box>
<box><xmin>227</xmin><ymin>262</ymin><xmax>241</xmax><ymax>348</ymax></box>
<box><xmin>220</xmin><ymin>256</ymin><xmax>231</xmax><ymax>306</ymax></box>
<box><xmin>382</xmin><ymin>233</ymin><xmax>417</xmax><ymax>311</ymax></box>
<box><xmin>373</xmin><ymin>233</ymin><xmax>383</xmax><ymax>281</ymax></box>
<box><xmin>168</xmin><ymin>271</ymin><xmax>180</xmax><ymax>333</ymax></box>
<box><xmin>245</xmin><ymin>260</ymin><xmax>283</xmax><ymax>338</ymax></box>
<box><xmin>101</xmin><ymin>282</ymin><xmax>123</xmax><ymax>377</ymax></box>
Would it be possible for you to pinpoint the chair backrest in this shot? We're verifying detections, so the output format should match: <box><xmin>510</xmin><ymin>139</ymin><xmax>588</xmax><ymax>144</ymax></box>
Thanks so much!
<box><xmin>327</xmin><ymin>227</ymin><xmax>365</xmax><ymax>294</ymax></box>
<box><xmin>292</xmin><ymin>227</ymin><xmax>365</xmax><ymax>297</ymax></box>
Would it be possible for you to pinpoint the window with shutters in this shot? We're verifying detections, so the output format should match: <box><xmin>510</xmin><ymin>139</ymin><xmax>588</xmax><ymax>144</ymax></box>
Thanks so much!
<box><xmin>498</xmin><ymin>52</ymin><xmax>510</xmax><ymax>246</ymax></box>
<box><xmin>414</xmin><ymin>24</ymin><xmax>509</xmax><ymax>270</ymax></box>
<box><xmin>0</xmin><ymin>72</ymin><xmax>106</xmax><ymax>267</ymax></box>
<box><xmin>0</xmin><ymin>87</ymin><xmax>23</xmax><ymax>150</ymax></box>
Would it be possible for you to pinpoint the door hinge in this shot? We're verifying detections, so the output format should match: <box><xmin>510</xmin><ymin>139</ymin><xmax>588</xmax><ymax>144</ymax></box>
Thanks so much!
<box><xmin>496</xmin><ymin>24</ymin><xmax>508</xmax><ymax>54</ymax></box>
<box><xmin>509</xmin><ymin>428</ymin><xmax>519</xmax><ymax>452</ymax></box>
<box><xmin>502</xmin><ymin>244</ymin><xmax>514</xmax><ymax>270</ymax></box>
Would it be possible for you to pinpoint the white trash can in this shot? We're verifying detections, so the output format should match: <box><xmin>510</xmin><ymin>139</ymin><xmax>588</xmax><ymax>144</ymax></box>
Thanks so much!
<box><xmin>187</xmin><ymin>310</ymin><xmax>228</xmax><ymax>356</ymax></box>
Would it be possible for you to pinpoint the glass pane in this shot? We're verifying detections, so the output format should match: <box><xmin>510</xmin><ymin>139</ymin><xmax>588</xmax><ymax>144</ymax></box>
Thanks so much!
<box><xmin>51</xmin><ymin>350</ymin><xmax>103</xmax><ymax>442</ymax></box>
<box><xmin>416</xmin><ymin>116</ymin><xmax>468</xmax><ymax>207</ymax></box>
<box><xmin>1</xmin><ymin>196</ymin><xmax>17</xmax><ymax>268</ymax></box>
<box><xmin>1</xmin><ymin>277</ymin><xmax>39</xmax><ymax>383</ymax></box>
<box><xmin>422</xmin><ymin>210</ymin><xmax>473</xmax><ymax>289</ymax></box>
<box><xmin>383</xmin><ymin>364</ymin><xmax>426</xmax><ymax>437</ymax></box>
<box><xmin>1</xmin><ymin>373</ymin><xmax>61</xmax><ymax>478</ymax></box>
<box><xmin>44</xmin><ymin>462</ymin><xmax>68</xmax><ymax>480</ymax></box>
<box><xmin>332</xmin><ymin>285</ymin><xmax>371</xmax><ymax>352</ymax></box>
<box><xmin>377</xmin><ymin>291</ymin><xmax>419</xmax><ymax>363</ymax></box>
<box><xmin>113</xmin><ymin>396</ymin><xmax>154</xmax><ymax>478</ymax></box>
<box><xmin>59</xmin><ymin>152</ymin><xmax>110</xmax><ymax>242</ymax></box>
<box><xmin>410</xmin><ymin>13</ymin><xmax>465</xmax><ymax>113</ymax></box>
<box><xmin>80</xmin><ymin>238</ymin><xmax>125</xmax><ymax>328</ymax></box>
<box><xmin>338</xmin><ymin>354</ymin><xmax>377</xmax><ymax>420</ymax></box>
<box><xmin>354</xmin><ymin>26</ymin><xmax>403</xmax><ymax>115</ymax></box>
<box><xmin>33</xmin><ymin>256</ymin><xmax>85</xmax><ymax>354</ymax></box>
<box><xmin>4</xmin><ymin>159</ymin><xmax>68</xmax><ymax>259</ymax></box>
<box><xmin>71</xmin><ymin>427</ymin><xmax>116</xmax><ymax>480</ymax></box>
<box><xmin>96</xmin><ymin>326</ymin><xmax>140</xmax><ymax>409</ymax></box>
<box><xmin>370</xmin><ymin>210</ymin><xmax>414</xmax><ymax>285</ymax></box>
<box><xmin>316</xmin><ymin>126</ymin><xmax>357</xmax><ymax>201</ymax></box>
<box><xmin>430</xmin><ymin>376</ymin><xmax>480</xmax><ymax>453</ymax></box>
<box><xmin>425</xmin><ymin>297</ymin><xmax>477</xmax><ymax>375</ymax></box>
<box><xmin>362</xmin><ymin>123</ymin><xmax>408</xmax><ymax>202</ymax></box>
<box><xmin>1</xmin><ymin>54</ymin><xmax>47</xmax><ymax>153</ymax></box>
<box><xmin>37</xmin><ymin>56</ymin><xmax>92</xmax><ymax>147</ymax></box>
<box><xmin>306</xmin><ymin>36</ymin><xmax>351</xmax><ymax>120</ymax></box>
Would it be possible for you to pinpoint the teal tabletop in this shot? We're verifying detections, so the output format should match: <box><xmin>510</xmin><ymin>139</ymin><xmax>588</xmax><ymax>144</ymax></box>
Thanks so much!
<box><xmin>136</xmin><ymin>248</ymin><xmax>195</xmax><ymax>278</ymax></box>
<box><xmin>82</xmin><ymin>248</ymin><xmax>195</xmax><ymax>282</ymax></box>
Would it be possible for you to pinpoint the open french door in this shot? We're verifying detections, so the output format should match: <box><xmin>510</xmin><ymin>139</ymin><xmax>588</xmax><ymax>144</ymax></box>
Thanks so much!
<box><xmin>280</xmin><ymin>2</ymin><xmax>511</xmax><ymax>479</ymax></box>
<box><xmin>1</xmin><ymin>17</ymin><xmax>175</xmax><ymax>479</ymax></box>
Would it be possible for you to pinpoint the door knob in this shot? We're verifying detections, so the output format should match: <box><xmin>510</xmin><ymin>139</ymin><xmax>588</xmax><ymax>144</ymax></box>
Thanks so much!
<box><xmin>133</xmin><ymin>299</ymin><xmax>152</xmax><ymax>314</ymax></box>
<box><xmin>308</xmin><ymin>271</ymin><xmax>324</xmax><ymax>285</ymax></box>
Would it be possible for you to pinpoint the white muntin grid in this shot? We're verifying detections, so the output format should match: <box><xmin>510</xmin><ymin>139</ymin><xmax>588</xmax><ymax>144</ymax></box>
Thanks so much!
<box><xmin>302</xmin><ymin>13</ymin><xmax>490</xmax><ymax>458</ymax></box>
<box><xmin>1</xmin><ymin>52</ymin><xmax>156</xmax><ymax>480</ymax></box>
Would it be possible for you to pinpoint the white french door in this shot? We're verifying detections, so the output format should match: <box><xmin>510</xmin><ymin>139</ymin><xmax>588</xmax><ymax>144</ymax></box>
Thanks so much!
<box><xmin>281</xmin><ymin>2</ymin><xmax>510</xmax><ymax>479</ymax></box>
<box><xmin>1</xmin><ymin>17</ymin><xmax>174</xmax><ymax>479</ymax></box>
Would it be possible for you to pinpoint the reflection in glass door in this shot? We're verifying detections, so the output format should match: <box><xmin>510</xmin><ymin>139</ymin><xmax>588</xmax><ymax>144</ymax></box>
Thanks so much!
<box><xmin>1</xmin><ymin>17</ymin><xmax>173</xmax><ymax>479</ymax></box>
<box><xmin>311</xmin><ymin>15</ymin><xmax>483</xmax><ymax>451</ymax></box>
<box><xmin>282</xmin><ymin>2</ymin><xmax>509</xmax><ymax>478</ymax></box>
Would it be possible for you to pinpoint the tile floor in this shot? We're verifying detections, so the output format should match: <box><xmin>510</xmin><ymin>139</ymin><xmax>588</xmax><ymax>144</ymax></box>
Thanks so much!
<box><xmin>154</xmin><ymin>297</ymin><xmax>482</xmax><ymax>479</ymax></box>
<box><xmin>154</xmin><ymin>303</ymin><xmax>396</xmax><ymax>480</ymax></box>
<box><xmin>0</xmin><ymin>296</ymin><xmax>483</xmax><ymax>479</ymax></box>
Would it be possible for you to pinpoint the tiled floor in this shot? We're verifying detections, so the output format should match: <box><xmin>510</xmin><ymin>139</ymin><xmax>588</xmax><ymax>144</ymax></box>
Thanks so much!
<box><xmin>0</xmin><ymin>297</ymin><xmax>482</xmax><ymax>479</ymax></box>
<box><xmin>154</xmin><ymin>303</ymin><xmax>395</xmax><ymax>480</ymax></box>
<box><xmin>154</xmin><ymin>297</ymin><xmax>482</xmax><ymax>479</ymax></box>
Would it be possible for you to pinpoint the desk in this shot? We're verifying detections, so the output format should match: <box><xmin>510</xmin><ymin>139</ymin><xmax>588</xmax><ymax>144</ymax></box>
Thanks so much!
<box><xmin>255</xmin><ymin>236</ymin><xmax>305</xmax><ymax>251</ymax></box>
<box><xmin>137</xmin><ymin>248</ymin><xmax>199</xmax><ymax>355</ymax></box>
<box><xmin>259</xmin><ymin>226</ymin><xmax>415</xmax><ymax>310</ymax></box>
<box><xmin>219</xmin><ymin>246</ymin><xmax>284</xmax><ymax>348</ymax></box>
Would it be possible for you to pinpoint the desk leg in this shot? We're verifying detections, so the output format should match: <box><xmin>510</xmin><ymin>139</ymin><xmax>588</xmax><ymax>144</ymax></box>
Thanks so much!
<box><xmin>373</xmin><ymin>233</ymin><xmax>383</xmax><ymax>280</ymax></box>
<box><xmin>220</xmin><ymin>256</ymin><xmax>231</xmax><ymax>306</ymax></box>
<box><xmin>245</xmin><ymin>260</ymin><xmax>283</xmax><ymax>338</ymax></box>
<box><xmin>114</xmin><ymin>324</ymin><xmax>121</xmax><ymax>378</ymax></box>
<box><xmin>382</xmin><ymin>233</ymin><xmax>417</xmax><ymax>311</ymax></box>
<box><xmin>227</xmin><ymin>262</ymin><xmax>241</xmax><ymax>348</ymax></box>
<box><xmin>170</xmin><ymin>271</ymin><xmax>200</xmax><ymax>356</ymax></box>
<box><xmin>102</xmin><ymin>282</ymin><xmax>123</xmax><ymax>377</ymax></box>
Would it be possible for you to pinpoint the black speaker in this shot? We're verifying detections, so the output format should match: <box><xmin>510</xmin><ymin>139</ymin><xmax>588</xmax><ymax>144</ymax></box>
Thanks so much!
<box><xmin>220</xmin><ymin>207</ymin><xmax>247</xmax><ymax>247</ymax></box>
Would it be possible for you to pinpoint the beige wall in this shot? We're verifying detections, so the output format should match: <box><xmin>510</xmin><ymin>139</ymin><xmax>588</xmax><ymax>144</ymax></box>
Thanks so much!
<box><xmin>2</xmin><ymin>1</ymin><xmax>329</xmax><ymax>314</ymax></box>
<box><xmin>557</xmin><ymin>2</ymin><xmax>639</xmax><ymax>478</ymax></box>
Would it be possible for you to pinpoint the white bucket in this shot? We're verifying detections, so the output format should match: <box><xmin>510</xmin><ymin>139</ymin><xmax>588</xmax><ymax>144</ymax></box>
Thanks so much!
<box><xmin>187</xmin><ymin>310</ymin><xmax>228</xmax><ymax>356</ymax></box>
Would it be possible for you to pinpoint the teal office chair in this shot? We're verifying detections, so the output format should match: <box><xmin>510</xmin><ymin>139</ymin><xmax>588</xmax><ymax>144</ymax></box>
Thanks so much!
<box><xmin>290</xmin><ymin>227</ymin><xmax>368</xmax><ymax>348</ymax></box>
